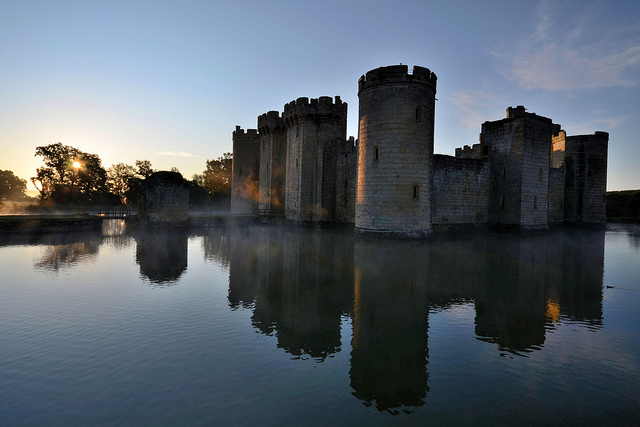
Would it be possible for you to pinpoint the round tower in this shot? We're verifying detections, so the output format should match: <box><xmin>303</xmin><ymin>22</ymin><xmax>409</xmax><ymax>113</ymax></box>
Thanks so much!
<box><xmin>355</xmin><ymin>65</ymin><xmax>437</xmax><ymax>237</ymax></box>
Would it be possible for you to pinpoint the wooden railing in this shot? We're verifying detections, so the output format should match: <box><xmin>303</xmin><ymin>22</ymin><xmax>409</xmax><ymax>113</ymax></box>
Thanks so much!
<box><xmin>97</xmin><ymin>209</ymin><xmax>136</xmax><ymax>218</ymax></box>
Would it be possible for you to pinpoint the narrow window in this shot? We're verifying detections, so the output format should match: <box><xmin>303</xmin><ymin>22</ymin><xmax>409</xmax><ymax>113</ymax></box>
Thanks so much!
<box><xmin>415</xmin><ymin>106</ymin><xmax>422</xmax><ymax>122</ymax></box>
<box><xmin>239</xmin><ymin>167</ymin><xmax>243</xmax><ymax>177</ymax></box>
<box><xmin>413</xmin><ymin>185</ymin><xmax>419</xmax><ymax>199</ymax></box>
<box><xmin>534</xmin><ymin>196</ymin><xmax>538</xmax><ymax>209</ymax></box>
<box><xmin>374</xmin><ymin>146</ymin><xmax>379</xmax><ymax>161</ymax></box>
<box><xmin>539</xmin><ymin>168</ymin><xmax>543</xmax><ymax>181</ymax></box>
<box><xmin>502</xmin><ymin>168</ymin><xmax>506</xmax><ymax>178</ymax></box>
<box><xmin>296</xmin><ymin>126</ymin><xmax>299</xmax><ymax>137</ymax></box>
<box><xmin>296</xmin><ymin>157</ymin><xmax>299</xmax><ymax>167</ymax></box>
<box><xmin>500</xmin><ymin>196</ymin><xmax>505</xmax><ymax>209</ymax></box>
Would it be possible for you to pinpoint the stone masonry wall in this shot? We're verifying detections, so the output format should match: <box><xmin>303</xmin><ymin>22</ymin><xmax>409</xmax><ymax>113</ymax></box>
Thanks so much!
<box><xmin>231</xmin><ymin>127</ymin><xmax>260</xmax><ymax>214</ymax></box>
<box><xmin>142</xmin><ymin>171</ymin><xmax>189</xmax><ymax>223</ymax></box>
<box><xmin>335</xmin><ymin>137</ymin><xmax>358</xmax><ymax>223</ymax></box>
<box><xmin>518</xmin><ymin>117</ymin><xmax>558</xmax><ymax>228</ymax></box>
<box><xmin>483</xmin><ymin>119</ymin><xmax>524</xmax><ymax>226</ymax></box>
<box><xmin>432</xmin><ymin>155</ymin><xmax>489</xmax><ymax>226</ymax></box>
<box><xmin>355</xmin><ymin>65</ymin><xmax>437</xmax><ymax>237</ymax></box>
<box><xmin>482</xmin><ymin>106</ymin><xmax>559</xmax><ymax>228</ymax></box>
<box><xmin>564</xmin><ymin>132</ymin><xmax>608</xmax><ymax>223</ymax></box>
<box><xmin>548</xmin><ymin>167</ymin><xmax>565</xmax><ymax>223</ymax></box>
<box><xmin>283</xmin><ymin>96</ymin><xmax>347</xmax><ymax>223</ymax></box>
<box><xmin>258</xmin><ymin>111</ymin><xmax>286</xmax><ymax>215</ymax></box>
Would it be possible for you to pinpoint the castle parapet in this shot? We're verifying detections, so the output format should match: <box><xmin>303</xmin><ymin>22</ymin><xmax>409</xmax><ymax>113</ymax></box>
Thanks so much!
<box><xmin>358</xmin><ymin>65</ymin><xmax>437</xmax><ymax>94</ymax></box>
<box><xmin>233</xmin><ymin>125</ymin><xmax>258</xmax><ymax>137</ymax></box>
<box><xmin>257</xmin><ymin>111</ymin><xmax>284</xmax><ymax>133</ymax></box>
<box><xmin>283</xmin><ymin>96</ymin><xmax>347</xmax><ymax>125</ymax></box>
<box><xmin>455</xmin><ymin>143</ymin><xmax>486</xmax><ymax>160</ymax></box>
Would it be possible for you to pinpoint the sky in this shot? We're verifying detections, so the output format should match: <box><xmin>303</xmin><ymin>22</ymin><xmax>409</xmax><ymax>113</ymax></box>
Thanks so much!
<box><xmin>1</xmin><ymin>0</ymin><xmax>639</xmax><ymax>191</ymax></box>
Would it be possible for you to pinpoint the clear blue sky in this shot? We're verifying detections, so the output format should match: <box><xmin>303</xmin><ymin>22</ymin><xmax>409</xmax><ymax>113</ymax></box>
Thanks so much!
<box><xmin>1</xmin><ymin>0</ymin><xmax>639</xmax><ymax>191</ymax></box>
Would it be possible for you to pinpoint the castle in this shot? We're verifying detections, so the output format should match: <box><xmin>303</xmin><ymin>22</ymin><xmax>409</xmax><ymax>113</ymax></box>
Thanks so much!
<box><xmin>231</xmin><ymin>65</ymin><xmax>608</xmax><ymax>237</ymax></box>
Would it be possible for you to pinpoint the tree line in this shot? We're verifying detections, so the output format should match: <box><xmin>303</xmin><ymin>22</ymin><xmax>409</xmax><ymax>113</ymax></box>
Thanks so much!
<box><xmin>606</xmin><ymin>190</ymin><xmax>640</xmax><ymax>222</ymax></box>
<box><xmin>0</xmin><ymin>142</ymin><xmax>232</xmax><ymax>208</ymax></box>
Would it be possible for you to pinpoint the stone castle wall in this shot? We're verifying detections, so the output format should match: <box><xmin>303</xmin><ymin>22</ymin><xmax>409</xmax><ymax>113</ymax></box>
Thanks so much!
<box><xmin>335</xmin><ymin>137</ymin><xmax>358</xmax><ymax>223</ymax></box>
<box><xmin>231</xmin><ymin>127</ymin><xmax>260</xmax><ymax>214</ymax></box>
<box><xmin>482</xmin><ymin>106</ymin><xmax>560</xmax><ymax>229</ymax></box>
<box><xmin>230</xmin><ymin>65</ymin><xmax>608</xmax><ymax>235</ymax></box>
<box><xmin>140</xmin><ymin>171</ymin><xmax>189</xmax><ymax>223</ymax></box>
<box><xmin>431</xmin><ymin>155</ymin><xmax>490</xmax><ymax>227</ymax></box>
<box><xmin>258</xmin><ymin>111</ymin><xmax>286</xmax><ymax>215</ymax></box>
<box><xmin>548</xmin><ymin>167</ymin><xmax>565</xmax><ymax>223</ymax></box>
<box><xmin>355</xmin><ymin>65</ymin><xmax>437</xmax><ymax>237</ymax></box>
<box><xmin>283</xmin><ymin>96</ymin><xmax>347</xmax><ymax>223</ymax></box>
<box><xmin>564</xmin><ymin>132</ymin><xmax>609</xmax><ymax>223</ymax></box>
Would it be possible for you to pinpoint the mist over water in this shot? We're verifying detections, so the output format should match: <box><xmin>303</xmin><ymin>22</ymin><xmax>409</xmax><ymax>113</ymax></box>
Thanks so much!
<box><xmin>0</xmin><ymin>221</ymin><xmax>639</xmax><ymax>424</ymax></box>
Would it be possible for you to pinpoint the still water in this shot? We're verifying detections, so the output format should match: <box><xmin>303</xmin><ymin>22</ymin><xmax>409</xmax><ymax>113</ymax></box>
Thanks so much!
<box><xmin>1</xmin><ymin>221</ymin><xmax>639</xmax><ymax>425</ymax></box>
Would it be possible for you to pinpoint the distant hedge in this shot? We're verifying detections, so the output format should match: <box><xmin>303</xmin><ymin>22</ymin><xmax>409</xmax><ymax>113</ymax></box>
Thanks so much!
<box><xmin>607</xmin><ymin>190</ymin><xmax>640</xmax><ymax>222</ymax></box>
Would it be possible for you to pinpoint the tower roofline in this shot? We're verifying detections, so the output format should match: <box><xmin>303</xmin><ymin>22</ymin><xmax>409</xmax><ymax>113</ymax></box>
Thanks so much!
<box><xmin>358</xmin><ymin>65</ymin><xmax>437</xmax><ymax>95</ymax></box>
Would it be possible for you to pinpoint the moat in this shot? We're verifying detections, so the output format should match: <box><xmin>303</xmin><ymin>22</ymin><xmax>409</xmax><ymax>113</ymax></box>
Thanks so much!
<box><xmin>1</xmin><ymin>221</ymin><xmax>639</xmax><ymax>425</ymax></box>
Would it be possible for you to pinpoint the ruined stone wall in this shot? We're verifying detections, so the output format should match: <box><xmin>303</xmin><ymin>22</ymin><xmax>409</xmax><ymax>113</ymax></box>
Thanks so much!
<box><xmin>431</xmin><ymin>155</ymin><xmax>490</xmax><ymax>226</ymax></box>
<box><xmin>231</xmin><ymin>127</ymin><xmax>260</xmax><ymax>214</ymax></box>
<box><xmin>564</xmin><ymin>132</ymin><xmax>608</xmax><ymax>223</ymax></box>
<box><xmin>335</xmin><ymin>137</ymin><xmax>358</xmax><ymax>223</ymax></box>
<box><xmin>355</xmin><ymin>65</ymin><xmax>437</xmax><ymax>237</ymax></box>
<box><xmin>142</xmin><ymin>171</ymin><xmax>189</xmax><ymax>223</ymax></box>
<box><xmin>258</xmin><ymin>112</ymin><xmax>286</xmax><ymax>215</ymax></box>
<box><xmin>283</xmin><ymin>96</ymin><xmax>347</xmax><ymax>223</ymax></box>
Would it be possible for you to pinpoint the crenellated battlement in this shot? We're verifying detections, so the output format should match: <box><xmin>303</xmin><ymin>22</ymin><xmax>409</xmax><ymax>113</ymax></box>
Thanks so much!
<box><xmin>233</xmin><ymin>125</ymin><xmax>258</xmax><ymax>137</ymax></box>
<box><xmin>282</xmin><ymin>96</ymin><xmax>347</xmax><ymax>125</ymax></box>
<box><xmin>358</xmin><ymin>65</ymin><xmax>437</xmax><ymax>94</ymax></box>
<box><xmin>455</xmin><ymin>143</ymin><xmax>487</xmax><ymax>160</ymax></box>
<box><xmin>257</xmin><ymin>110</ymin><xmax>284</xmax><ymax>132</ymax></box>
<box><xmin>340</xmin><ymin>136</ymin><xmax>358</xmax><ymax>154</ymax></box>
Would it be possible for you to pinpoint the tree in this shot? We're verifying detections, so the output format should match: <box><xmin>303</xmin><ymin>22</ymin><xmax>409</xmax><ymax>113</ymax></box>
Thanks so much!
<box><xmin>31</xmin><ymin>142</ymin><xmax>108</xmax><ymax>203</ymax></box>
<box><xmin>106</xmin><ymin>160</ymin><xmax>154</xmax><ymax>205</ymax></box>
<box><xmin>135</xmin><ymin>160</ymin><xmax>153</xmax><ymax>179</ymax></box>
<box><xmin>106</xmin><ymin>163</ymin><xmax>137</xmax><ymax>204</ymax></box>
<box><xmin>191</xmin><ymin>173</ymin><xmax>205</xmax><ymax>188</ymax></box>
<box><xmin>202</xmin><ymin>152</ymin><xmax>232</xmax><ymax>197</ymax></box>
<box><xmin>0</xmin><ymin>170</ymin><xmax>28</xmax><ymax>201</ymax></box>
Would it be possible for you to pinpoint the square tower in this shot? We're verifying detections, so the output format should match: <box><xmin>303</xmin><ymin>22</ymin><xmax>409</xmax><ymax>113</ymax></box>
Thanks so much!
<box><xmin>482</xmin><ymin>106</ymin><xmax>561</xmax><ymax>229</ymax></box>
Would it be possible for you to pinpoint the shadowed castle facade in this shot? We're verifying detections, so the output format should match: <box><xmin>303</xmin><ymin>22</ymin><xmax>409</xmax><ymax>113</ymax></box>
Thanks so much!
<box><xmin>231</xmin><ymin>65</ymin><xmax>608</xmax><ymax>237</ymax></box>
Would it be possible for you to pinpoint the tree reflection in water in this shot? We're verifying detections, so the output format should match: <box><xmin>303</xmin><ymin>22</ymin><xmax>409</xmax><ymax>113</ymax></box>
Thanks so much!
<box><xmin>33</xmin><ymin>239</ymin><xmax>101</xmax><ymax>271</ymax></box>
<box><xmin>221</xmin><ymin>225</ymin><xmax>605</xmax><ymax>413</ymax></box>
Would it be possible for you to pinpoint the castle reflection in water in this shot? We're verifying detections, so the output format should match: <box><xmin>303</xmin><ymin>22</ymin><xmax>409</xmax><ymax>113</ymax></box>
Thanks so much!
<box><xmin>18</xmin><ymin>222</ymin><xmax>606</xmax><ymax>413</ymax></box>
<box><xmin>218</xmin><ymin>225</ymin><xmax>605</xmax><ymax>412</ymax></box>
